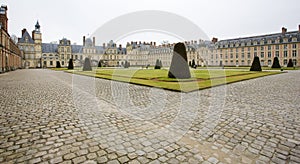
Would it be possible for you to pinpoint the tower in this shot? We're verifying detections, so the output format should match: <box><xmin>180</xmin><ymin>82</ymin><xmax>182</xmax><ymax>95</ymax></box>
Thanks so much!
<box><xmin>32</xmin><ymin>21</ymin><xmax>42</xmax><ymax>67</ymax></box>
<box><xmin>0</xmin><ymin>5</ymin><xmax>8</xmax><ymax>32</ymax></box>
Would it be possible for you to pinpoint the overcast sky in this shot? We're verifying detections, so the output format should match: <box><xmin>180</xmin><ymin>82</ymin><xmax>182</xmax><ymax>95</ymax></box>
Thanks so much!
<box><xmin>2</xmin><ymin>0</ymin><xmax>300</xmax><ymax>46</ymax></box>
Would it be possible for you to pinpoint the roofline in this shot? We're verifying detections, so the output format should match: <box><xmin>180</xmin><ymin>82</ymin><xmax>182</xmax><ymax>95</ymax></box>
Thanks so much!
<box><xmin>219</xmin><ymin>30</ymin><xmax>299</xmax><ymax>42</ymax></box>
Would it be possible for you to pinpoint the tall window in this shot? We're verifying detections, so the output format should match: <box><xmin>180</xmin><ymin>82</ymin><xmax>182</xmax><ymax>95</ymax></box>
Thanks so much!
<box><xmin>292</xmin><ymin>50</ymin><xmax>297</xmax><ymax>57</ymax></box>
<box><xmin>284</xmin><ymin>44</ymin><xmax>288</xmax><ymax>50</ymax></box>
<box><xmin>50</xmin><ymin>61</ymin><xmax>53</xmax><ymax>65</ymax></box>
<box><xmin>268</xmin><ymin>45</ymin><xmax>271</xmax><ymax>50</ymax></box>
<box><xmin>275</xmin><ymin>51</ymin><xmax>279</xmax><ymax>57</ymax></box>
<box><xmin>292</xmin><ymin>44</ymin><xmax>297</xmax><ymax>49</ymax></box>
<box><xmin>261</xmin><ymin>52</ymin><xmax>264</xmax><ymax>58</ymax></box>
<box><xmin>261</xmin><ymin>46</ymin><xmax>264</xmax><ymax>51</ymax></box>
<box><xmin>268</xmin><ymin>52</ymin><xmax>272</xmax><ymax>58</ymax></box>
<box><xmin>284</xmin><ymin>59</ymin><xmax>287</xmax><ymax>65</ymax></box>
<box><xmin>284</xmin><ymin>51</ymin><xmax>288</xmax><ymax>57</ymax></box>
<box><xmin>276</xmin><ymin>45</ymin><xmax>279</xmax><ymax>50</ymax></box>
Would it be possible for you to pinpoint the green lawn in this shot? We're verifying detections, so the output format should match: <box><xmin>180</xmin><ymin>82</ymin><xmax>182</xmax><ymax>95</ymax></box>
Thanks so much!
<box><xmin>63</xmin><ymin>68</ymin><xmax>281</xmax><ymax>92</ymax></box>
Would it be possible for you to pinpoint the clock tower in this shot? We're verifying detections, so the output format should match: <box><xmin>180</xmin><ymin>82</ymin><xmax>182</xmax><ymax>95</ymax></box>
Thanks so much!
<box><xmin>32</xmin><ymin>21</ymin><xmax>42</xmax><ymax>67</ymax></box>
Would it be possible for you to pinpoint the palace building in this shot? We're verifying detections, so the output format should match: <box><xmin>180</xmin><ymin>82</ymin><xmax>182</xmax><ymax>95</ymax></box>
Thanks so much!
<box><xmin>0</xmin><ymin>5</ymin><xmax>22</xmax><ymax>73</ymax></box>
<box><xmin>212</xmin><ymin>26</ymin><xmax>300</xmax><ymax>67</ymax></box>
<box><xmin>16</xmin><ymin>19</ymin><xmax>300</xmax><ymax>69</ymax></box>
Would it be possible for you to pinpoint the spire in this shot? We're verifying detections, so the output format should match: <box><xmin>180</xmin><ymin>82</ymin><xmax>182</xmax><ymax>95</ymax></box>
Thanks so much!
<box><xmin>35</xmin><ymin>20</ymin><xmax>40</xmax><ymax>32</ymax></box>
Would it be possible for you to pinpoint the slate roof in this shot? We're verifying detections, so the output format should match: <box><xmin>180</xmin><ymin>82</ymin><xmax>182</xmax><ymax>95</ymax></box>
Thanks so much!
<box><xmin>42</xmin><ymin>43</ymin><xmax>58</xmax><ymax>53</ymax></box>
<box><xmin>217</xmin><ymin>31</ymin><xmax>300</xmax><ymax>48</ymax></box>
<box><xmin>71</xmin><ymin>45</ymin><xmax>83</xmax><ymax>53</ymax></box>
<box><xmin>18</xmin><ymin>30</ymin><xmax>34</xmax><ymax>44</ymax></box>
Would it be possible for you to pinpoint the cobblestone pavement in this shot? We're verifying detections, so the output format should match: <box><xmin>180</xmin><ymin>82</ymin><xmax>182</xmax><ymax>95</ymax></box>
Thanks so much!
<box><xmin>0</xmin><ymin>69</ymin><xmax>299</xmax><ymax>164</ymax></box>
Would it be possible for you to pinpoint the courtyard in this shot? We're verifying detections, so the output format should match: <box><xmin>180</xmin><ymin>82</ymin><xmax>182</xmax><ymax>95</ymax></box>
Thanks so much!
<box><xmin>0</xmin><ymin>69</ymin><xmax>299</xmax><ymax>163</ymax></box>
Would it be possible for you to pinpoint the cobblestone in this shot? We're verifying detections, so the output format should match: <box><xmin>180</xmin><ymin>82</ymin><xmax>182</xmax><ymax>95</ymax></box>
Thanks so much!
<box><xmin>0</xmin><ymin>69</ymin><xmax>299</xmax><ymax>163</ymax></box>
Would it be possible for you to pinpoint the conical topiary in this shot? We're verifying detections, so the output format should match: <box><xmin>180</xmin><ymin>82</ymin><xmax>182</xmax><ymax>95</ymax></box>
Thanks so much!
<box><xmin>56</xmin><ymin>61</ymin><xmax>61</xmax><ymax>68</ymax></box>
<box><xmin>154</xmin><ymin>59</ymin><xmax>161</xmax><ymax>69</ymax></box>
<box><xmin>68</xmin><ymin>59</ymin><xmax>74</xmax><ymax>69</ymax></box>
<box><xmin>287</xmin><ymin>59</ymin><xmax>294</xmax><ymax>67</ymax></box>
<box><xmin>168</xmin><ymin>43</ymin><xmax>191</xmax><ymax>79</ymax></box>
<box><xmin>250</xmin><ymin>56</ymin><xmax>262</xmax><ymax>71</ymax></box>
<box><xmin>192</xmin><ymin>59</ymin><xmax>197</xmax><ymax>68</ymax></box>
<box><xmin>83</xmin><ymin>57</ymin><xmax>92</xmax><ymax>71</ymax></box>
<box><xmin>271</xmin><ymin>57</ymin><xmax>281</xmax><ymax>68</ymax></box>
<box><xmin>98</xmin><ymin>60</ymin><xmax>102</xmax><ymax>67</ymax></box>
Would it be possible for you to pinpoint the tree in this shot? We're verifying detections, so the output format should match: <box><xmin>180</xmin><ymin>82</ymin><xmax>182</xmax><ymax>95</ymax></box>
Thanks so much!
<box><xmin>98</xmin><ymin>60</ymin><xmax>102</xmax><ymax>67</ymax></box>
<box><xmin>271</xmin><ymin>57</ymin><xmax>281</xmax><ymax>68</ymax></box>
<box><xmin>83</xmin><ymin>57</ymin><xmax>92</xmax><ymax>71</ymax></box>
<box><xmin>287</xmin><ymin>59</ymin><xmax>294</xmax><ymax>67</ymax></box>
<box><xmin>168</xmin><ymin>43</ymin><xmax>191</xmax><ymax>79</ymax></box>
<box><xmin>154</xmin><ymin>59</ymin><xmax>161</xmax><ymax>69</ymax></box>
<box><xmin>56</xmin><ymin>61</ymin><xmax>61</xmax><ymax>68</ymax></box>
<box><xmin>250</xmin><ymin>56</ymin><xmax>262</xmax><ymax>71</ymax></box>
<box><xmin>68</xmin><ymin>59</ymin><xmax>74</xmax><ymax>69</ymax></box>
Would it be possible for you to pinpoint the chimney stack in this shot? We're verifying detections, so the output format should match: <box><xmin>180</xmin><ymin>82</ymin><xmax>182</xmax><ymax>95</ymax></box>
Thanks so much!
<box><xmin>22</xmin><ymin>28</ymin><xmax>26</xmax><ymax>36</ymax></box>
<box><xmin>154</xmin><ymin>42</ymin><xmax>156</xmax><ymax>46</ymax></box>
<box><xmin>298</xmin><ymin>24</ymin><xmax>300</xmax><ymax>33</ymax></box>
<box><xmin>282</xmin><ymin>27</ymin><xmax>287</xmax><ymax>34</ymax></box>
<box><xmin>119</xmin><ymin>44</ymin><xmax>122</xmax><ymax>49</ymax></box>
<box><xmin>93</xmin><ymin>37</ymin><xmax>95</xmax><ymax>46</ymax></box>
<box><xmin>103</xmin><ymin>43</ymin><xmax>105</xmax><ymax>49</ymax></box>
<box><xmin>83</xmin><ymin>36</ymin><xmax>86</xmax><ymax>46</ymax></box>
<box><xmin>212</xmin><ymin>37</ymin><xmax>218</xmax><ymax>43</ymax></box>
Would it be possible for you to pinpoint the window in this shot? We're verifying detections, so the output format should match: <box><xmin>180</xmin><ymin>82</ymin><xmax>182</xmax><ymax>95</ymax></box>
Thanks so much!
<box><xmin>284</xmin><ymin>45</ymin><xmax>288</xmax><ymax>50</ymax></box>
<box><xmin>276</xmin><ymin>45</ymin><xmax>279</xmax><ymax>50</ymax></box>
<box><xmin>293</xmin><ymin>59</ymin><xmax>297</xmax><ymax>66</ymax></box>
<box><xmin>275</xmin><ymin>51</ymin><xmax>279</xmax><ymax>57</ymax></box>
<box><xmin>62</xmin><ymin>61</ymin><xmax>64</xmax><ymax>65</ymax></box>
<box><xmin>254</xmin><ymin>47</ymin><xmax>257</xmax><ymax>51</ymax></box>
<box><xmin>241</xmin><ymin>53</ymin><xmax>244</xmax><ymax>59</ymax></box>
<box><xmin>261</xmin><ymin>60</ymin><xmax>264</xmax><ymax>66</ymax></box>
<box><xmin>50</xmin><ymin>61</ymin><xmax>53</xmax><ymax>65</ymax></box>
<box><xmin>247</xmin><ymin>53</ymin><xmax>251</xmax><ymax>59</ymax></box>
<box><xmin>268</xmin><ymin>60</ymin><xmax>272</xmax><ymax>66</ymax></box>
<box><xmin>261</xmin><ymin>52</ymin><xmax>264</xmax><ymax>58</ymax></box>
<box><xmin>292</xmin><ymin>50</ymin><xmax>297</xmax><ymax>57</ymax></box>
<box><xmin>236</xmin><ymin>54</ymin><xmax>239</xmax><ymax>58</ymax></box>
<box><xmin>268</xmin><ymin>45</ymin><xmax>271</xmax><ymax>50</ymax></box>
<box><xmin>43</xmin><ymin>61</ymin><xmax>46</xmax><ymax>65</ymax></box>
<box><xmin>261</xmin><ymin>46</ymin><xmax>264</xmax><ymax>51</ymax></box>
<box><xmin>254</xmin><ymin>52</ymin><xmax>257</xmax><ymax>57</ymax></box>
<box><xmin>284</xmin><ymin>51</ymin><xmax>288</xmax><ymax>57</ymax></box>
<box><xmin>268</xmin><ymin>52</ymin><xmax>272</xmax><ymax>58</ymax></box>
<box><xmin>292</xmin><ymin>44</ymin><xmax>297</xmax><ymax>49</ymax></box>
<box><xmin>284</xmin><ymin>59</ymin><xmax>287</xmax><ymax>65</ymax></box>
<box><xmin>230</xmin><ymin>54</ymin><xmax>233</xmax><ymax>58</ymax></box>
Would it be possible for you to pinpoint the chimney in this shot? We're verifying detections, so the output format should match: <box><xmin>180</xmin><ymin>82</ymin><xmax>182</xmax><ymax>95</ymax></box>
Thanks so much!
<box><xmin>103</xmin><ymin>43</ymin><xmax>105</xmax><ymax>49</ymax></box>
<box><xmin>131</xmin><ymin>41</ymin><xmax>133</xmax><ymax>45</ymax></box>
<box><xmin>298</xmin><ymin>24</ymin><xmax>300</xmax><ymax>33</ymax></box>
<box><xmin>32</xmin><ymin>30</ymin><xmax>35</xmax><ymax>40</ymax></box>
<box><xmin>119</xmin><ymin>44</ymin><xmax>122</xmax><ymax>49</ymax></box>
<box><xmin>22</xmin><ymin>28</ymin><xmax>26</xmax><ymax>36</ymax></box>
<box><xmin>93</xmin><ymin>37</ymin><xmax>95</xmax><ymax>46</ymax></box>
<box><xmin>282</xmin><ymin>27</ymin><xmax>287</xmax><ymax>34</ymax></box>
<box><xmin>83</xmin><ymin>36</ymin><xmax>86</xmax><ymax>46</ymax></box>
<box><xmin>154</xmin><ymin>42</ymin><xmax>156</xmax><ymax>46</ymax></box>
<box><xmin>212</xmin><ymin>37</ymin><xmax>218</xmax><ymax>43</ymax></box>
<box><xmin>195</xmin><ymin>40</ymin><xmax>197</xmax><ymax>44</ymax></box>
<box><xmin>191</xmin><ymin>40</ymin><xmax>194</xmax><ymax>44</ymax></box>
<box><xmin>139</xmin><ymin>41</ymin><xmax>141</xmax><ymax>45</ymax></box>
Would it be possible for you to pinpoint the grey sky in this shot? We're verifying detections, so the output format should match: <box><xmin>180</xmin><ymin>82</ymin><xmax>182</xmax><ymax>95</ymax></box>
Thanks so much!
<box><xmin>2</xmin><ymin>0</ymin><xmax>300</xmax><ymax>46</ymax></box>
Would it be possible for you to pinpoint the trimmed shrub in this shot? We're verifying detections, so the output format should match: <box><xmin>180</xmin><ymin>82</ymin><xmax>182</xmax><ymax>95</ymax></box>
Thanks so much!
<box><xmin>250</xmin><ymin>56</ymin><xmax>262</xmax><ymax>71</ymax></box>
<box><xmin>168</xmin><ymin>43</ymin><xmax>191</xmax><ymax>79</ymax></box>
<box><xmin>271</xmin><ymin>57</ymin><xmax>281</xmax><ymax>68</ymax></box>
<box><xmin>56</xmin><ymin>61</ymin><xmax>61</xmax><ymax>68</ymax></box>
<box><xmin>287</xmin><ymin>59</ymin><xmax>294</xmax><ymax>67</ymax></box>
<box><xmin>159</xmin><ymin>60</ymin><xmax>162</xmax><ymax>68</ymax></box>
<box><xmin>98</xmin><ymin>60</ymin><xmax>102</xmax><ymax>67</ymax></box>
<box><xmin>83</xmin><ymin>57</ymin><xmax>92</xmax><ymax>71</ymax></box>
<box><xmin>154</xmin><ymin>59</ymin><xmax>161</xmax><ymax>69</ymax></box>
<box><xmin>192</xmin><ymin>59</ymin><xmax>197</xmax><ymax>68</ymax></box>
<box><xmin>68</xmin><ymin>59</ymin><xmax>74</xmax><ymax>69</ymax></box>
<box><xmin>124</xmin><ymin>60</ymin><xmax>130</xmax><ymax>68</ymax></box>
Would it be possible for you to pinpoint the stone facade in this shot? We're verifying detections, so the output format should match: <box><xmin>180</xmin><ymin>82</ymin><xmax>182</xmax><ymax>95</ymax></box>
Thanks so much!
<box><xmin>213</xmin><ymin>26</ymin><xmax>300</xmax><ymax>67</ymax></box>
<box><xmin>0</xmin><ymin>5</ymin><xmax>22</xmax><ymax>73</ymax></box>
